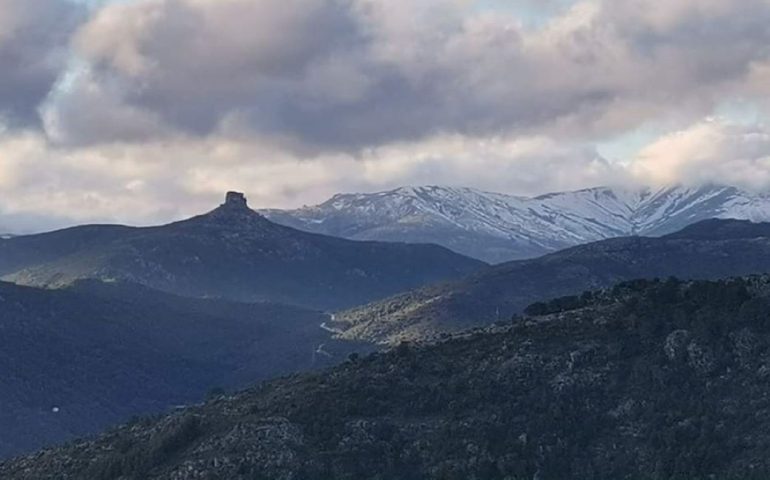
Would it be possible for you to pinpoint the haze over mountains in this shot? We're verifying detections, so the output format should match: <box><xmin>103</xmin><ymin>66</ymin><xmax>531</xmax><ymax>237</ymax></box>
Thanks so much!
<box><xmin>264</xmin><ymin>184</ymin><xmax>770</xmax><ymax>263</ymax></box>
<box><xmin>0</xmin><ymin>192</ymin><xmax>483</xmax><ymax>310</ymax></box>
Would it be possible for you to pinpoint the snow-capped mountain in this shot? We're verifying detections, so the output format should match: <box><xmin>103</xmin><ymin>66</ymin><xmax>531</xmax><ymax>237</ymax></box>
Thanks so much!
<box><xmin>262</xmin><ymin>185</ymin><xmax>770</xmax><ymax>263</ymax></box>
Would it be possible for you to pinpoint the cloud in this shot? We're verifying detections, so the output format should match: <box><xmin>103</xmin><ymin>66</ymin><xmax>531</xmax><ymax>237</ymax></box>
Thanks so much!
<box><xmin>631</xmin><ymin>119</ymin><xmax>770</xmax><ymax>190</ymax></box>
<box><xmin>2</xmin><ymin>0</ymin><xmax>770</xmax><ymax>231</ymax></box>
<box><xmin>1</xmin><ymin>117</ymin><xmax>769</xmax><ymax>233</ymax></box>
<box><xmin>0</xmin><ymin>0</ymin><xmax>83</xmax><ymax>126</ymax></box>
<box><xmin>50</xmin><ymin>0</ymin><xmax>367</xmax><ymax>145</ymax></box>
<box><xmin>41</xmin><ymin>0</ymin><xmax>770</xmax><ymax>150</ymax></box>
<box><xmin>0</xmin><ymin>128</ymin><xmax>625</xmax><ymax>231</ymax></box>
<box><xmin>41</xmin><ymin>65</ymin><xmax>174</xmax><ymax>145</ymax></box>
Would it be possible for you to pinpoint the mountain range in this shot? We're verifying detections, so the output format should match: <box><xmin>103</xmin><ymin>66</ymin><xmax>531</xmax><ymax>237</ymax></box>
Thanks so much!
<box><xmin>263</xmin><ymin>184</ymin><xmax>770</xmax><ymax>263</ymax></box>
<box><xmin>6</xmin><ymin>276</ymin><xmax>770</xmax><ymax>480</ymax></box>
<box><xmin>8</xmin><ymin>186</ymin><xmax>770</xmax><ymax>473</ymax></box>
<box><xmin>0</xmin><ymin>192</ymin><xmax>483</xmax><ymax>310</ymax></box>
<box><xmin>335</xmin><ymin>219</ymin><xmax>770</xmax><ymax>344</ymax></box>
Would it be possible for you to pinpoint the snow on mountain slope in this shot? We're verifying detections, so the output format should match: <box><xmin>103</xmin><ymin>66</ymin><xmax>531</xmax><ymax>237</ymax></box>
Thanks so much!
<box><xmin>262</xmin><ymin>185</ymin><xmax>770</xmax><ymax>263</ymax></box>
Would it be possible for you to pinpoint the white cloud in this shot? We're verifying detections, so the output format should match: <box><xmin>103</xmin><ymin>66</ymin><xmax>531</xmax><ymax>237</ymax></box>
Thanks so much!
<box><xmin>0</xmin><ymin>129</ymin><xmax>626</xmax><ymax>231</ymax></box>
<box><xmin>3</xmin><ymin>116</ymin><xmax>770</xmax><ymax>232</ymax></box>
<box><xmin>631</xmin><ymin>119</ymin><xmax>770</xmax><ymax>190</ymax></box>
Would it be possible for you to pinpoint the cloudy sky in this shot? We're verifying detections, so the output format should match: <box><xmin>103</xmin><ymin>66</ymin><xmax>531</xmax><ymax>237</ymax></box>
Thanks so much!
<box><xmin>1</xmin><ymin>0</ymin><xmax>770</xmax><ymax>231</ymax></box>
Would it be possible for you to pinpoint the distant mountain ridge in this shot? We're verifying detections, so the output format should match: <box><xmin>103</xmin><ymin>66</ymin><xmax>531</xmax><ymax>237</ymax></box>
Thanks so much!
<box><xmin>335</xmin><ymin>219</ymin><xmax>770</xmax><ymax>344</ymax></box>
<box><xmin>263</xmin><ymin>184</ymin><xmax>770</xmax><ymax>263</ymax></box>
<box><xmin>0</xmin><ymin>192</ymin><xmax>483</xmax><ymax>310</ymax></box>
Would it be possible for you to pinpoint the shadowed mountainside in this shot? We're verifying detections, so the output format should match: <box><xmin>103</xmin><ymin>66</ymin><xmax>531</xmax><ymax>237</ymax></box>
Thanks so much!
<box><xmin>0</xmin><ymin>279</ymin><xmax>366</xmax><ymax>459</ymax></box>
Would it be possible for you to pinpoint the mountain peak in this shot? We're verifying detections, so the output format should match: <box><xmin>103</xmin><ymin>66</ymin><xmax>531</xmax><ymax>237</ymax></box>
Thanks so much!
<box><xmin>223</xmin><ymin>191</ymin><xmax>249</xmax><ymax>210</ymax></box>
<box><xmin>186</xmin><ymin>191</ymin><xmax>269</xmax><ymax>227</ymax></box>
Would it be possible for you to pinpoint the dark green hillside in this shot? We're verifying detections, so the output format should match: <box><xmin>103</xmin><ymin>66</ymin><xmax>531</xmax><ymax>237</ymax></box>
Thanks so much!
<box><xmin>7</xmin><ymin>276</ymin><xmax>770</xmax><ymax>479</ymax></box>
<box><xmin>0</xmin><ymin>280</ymin><xmax>363</xmax><ymax>459</ymax></box>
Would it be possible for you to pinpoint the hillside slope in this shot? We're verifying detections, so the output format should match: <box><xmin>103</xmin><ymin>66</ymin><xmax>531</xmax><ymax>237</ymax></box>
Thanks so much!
<box><xmin>0</xmin><ymin>192</ymin><xmax>484</xmax><ymax>310</ymax></box>
<box><xmin>335</xmin><ymin>219</ymin><xmax>770</xmax><ymax>344</ymax></box>
<box><xmin>6</xmin><ymin>277</ymin><xmax>770</xmax><ymax>479</ymax></box>
<box><xmin>264</xmin><ymin>184</ymin><xmax>770</xmax><ymax>263</ymax></box>
<box><xmin>0</xmin><ymin>280</ymin><xmax>363</xmax><ymax>459</ymax></box>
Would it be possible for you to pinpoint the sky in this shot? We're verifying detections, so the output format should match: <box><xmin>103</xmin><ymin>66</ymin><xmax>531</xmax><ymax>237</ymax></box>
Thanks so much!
<box><xmin>1</xmin><ymin>0</ymin><xmax>770</xmax><ymax>231</ymax></box>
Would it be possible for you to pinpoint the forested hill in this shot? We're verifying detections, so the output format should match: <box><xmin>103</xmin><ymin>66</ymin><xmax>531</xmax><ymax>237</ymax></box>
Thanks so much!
<box><xmin>7</xmin><ymin>276</ymin><xmax>770</xmax><ymax>479</ymax></box>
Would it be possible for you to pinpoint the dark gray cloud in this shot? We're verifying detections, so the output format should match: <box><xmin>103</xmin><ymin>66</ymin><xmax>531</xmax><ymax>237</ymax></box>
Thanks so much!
<box><xmin>46</xmin><ymin>0</ymin><xmax>366</xmax><ymax>144</ymax></box>
<box><xmin>41</xmin><ymin>0</ymin><xmax>770</xmax><ymax>150</ymax></box>
<box><xmin>0</xmin><ymin>0</ymin><xmax>83</xmax><ymax>126</ymax></box>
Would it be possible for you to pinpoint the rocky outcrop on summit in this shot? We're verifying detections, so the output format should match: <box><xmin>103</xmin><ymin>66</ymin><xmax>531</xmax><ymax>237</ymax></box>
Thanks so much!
<box><xmin>224</xmin><ymin>191</ymin><xmax>247</xmax><ymax>207</ymax></box>
<box><xmin>7</xmin><ymin>277</ymin><xmax>770</xmax><ymax>480</ymax></box>
<box><xmin>0</xmin><ymin>192</ymin><xmax>484</xmax><ymax>310</ymax></box>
